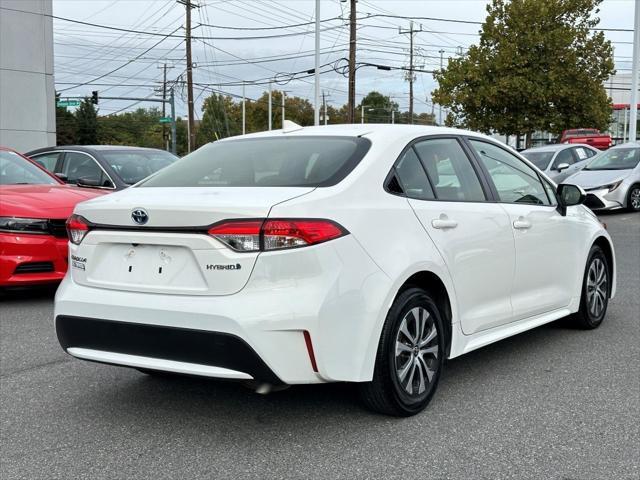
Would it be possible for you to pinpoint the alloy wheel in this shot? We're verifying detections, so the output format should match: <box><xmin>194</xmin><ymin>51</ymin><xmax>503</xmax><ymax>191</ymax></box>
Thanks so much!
<box><xmin>394</xmin><ymin>306</ymin><xmax>439</xmax><ymax>396</ymax></box>
<box><xmin>586</xmin><ymin>257</ymin><xmax>608</xmax><ymax>318</ymax></box>
<box><xmin>630</xmin><ymin>187</ymin><xmax>640</xmax><ymax>210</ymax></box>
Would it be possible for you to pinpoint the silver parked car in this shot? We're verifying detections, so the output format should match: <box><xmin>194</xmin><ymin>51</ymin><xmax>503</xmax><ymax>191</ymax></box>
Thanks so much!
<box><xmin>521</xmin><ymin>144</ymin><xmax>599</xmax><ymax>183</ymax></box>
<box><xmin>564</xmin><ymin>142</ymin><xmax>640</xmax><ymax>212</ymax></box>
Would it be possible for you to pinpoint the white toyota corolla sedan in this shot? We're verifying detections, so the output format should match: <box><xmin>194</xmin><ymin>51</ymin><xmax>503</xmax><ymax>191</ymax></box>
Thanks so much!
<box><xmin>55</xmin><ymin>124</ymin><xmax>616</xmax><ymax>416</ymax></box>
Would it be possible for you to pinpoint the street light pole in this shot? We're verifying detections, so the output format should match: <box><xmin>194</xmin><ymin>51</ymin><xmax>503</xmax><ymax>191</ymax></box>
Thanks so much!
<box><xmin>242</xmin><ymin>82</ymin><xmax>246</xmax><ymax>135</ymax></box>
<box><xmin>439</xmin><ymin>49</ymin><xmax>445</xmax><ymax>125</ymax></box>
<box><xmin>629</xmin><ymin>0</ymin><xmax>639</xmax><ymax>141</ymax></box>
<box><xmin>314</xmin><ymin>0</ymin><xmax>320</xmax><ymax>126</ymax></box>
<box><xmin>282</xmin><ymin>91</ymin><xmax>286</xmax><ymax>128</ymax></box>
<box><xmin>268</xmin><ymin>82</ymin><xmax>272</xmax><ymax>131</ymax></box>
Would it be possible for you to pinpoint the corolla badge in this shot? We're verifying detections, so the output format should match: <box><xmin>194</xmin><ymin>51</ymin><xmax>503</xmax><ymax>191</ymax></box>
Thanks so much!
<box><xmin>131</xmin><ymin>208</ymin><xmax>149</xmax><ymax>225</ymax></box>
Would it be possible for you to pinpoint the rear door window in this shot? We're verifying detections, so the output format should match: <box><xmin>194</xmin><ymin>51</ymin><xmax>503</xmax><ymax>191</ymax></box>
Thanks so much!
<box><xmin>392</xmin><ymin>148</ymin><xmax>435</xmax><ymax>200</ymax></box>
<box><xmin>30</xmin><ymin>152</ymin><xmax>61</xmax><ymax>172</ymax></box>
<box><xmin>413</xmin><ymin>138</ymin><xmax>486</xmax><ymax>202</ymax></box>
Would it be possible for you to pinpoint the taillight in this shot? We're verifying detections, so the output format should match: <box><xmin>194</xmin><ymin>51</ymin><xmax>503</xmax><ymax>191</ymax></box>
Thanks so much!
<box><xmin>208</xmin><ymin>219</ymin><xmax>347</xmax><ymax>252</ymax></box>
<box><xmin>208</xmin><ymin>220</ymin><xmax>262</xmax><ymax>252</ymax></box>
<box><xmin>66</xmin><ymin>214</ymin><xmax>90</xmax><ymax>245</ymax></box>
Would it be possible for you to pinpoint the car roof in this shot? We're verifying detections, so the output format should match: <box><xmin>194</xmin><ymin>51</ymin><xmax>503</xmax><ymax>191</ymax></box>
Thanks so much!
<box><xmin>522</xmin><ymin>144</ymin><xmax>592</xmax><ymax>153</ymax></box>
<box><xmin>216</xmin><ymin>124</ymin><xmax>504</xmax><ymax>149</ymax></box>
<box><xmin>26</xmin><ymin>145</ymin><xmax>169</xmax><ymax>154</ymax></box>
<box><xmin>611</xmin><ymin>141</ymin><xmax>640</xmax><ymax>149</ymax></box>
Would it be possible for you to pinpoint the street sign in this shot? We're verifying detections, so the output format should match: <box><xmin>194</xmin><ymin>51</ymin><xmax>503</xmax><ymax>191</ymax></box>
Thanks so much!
<box><xmin>159</xmin><ymin>117</ymin><xmax>172</xmax><ymax>123</ymax></box>
<box><xmin>57</xmin><ymin>100</ymin><xmax>80</xmax><ymax>107</ymax></box>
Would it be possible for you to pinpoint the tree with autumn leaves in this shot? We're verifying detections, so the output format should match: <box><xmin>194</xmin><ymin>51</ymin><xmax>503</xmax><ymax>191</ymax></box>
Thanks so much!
<box><xmin>432</xmin><ymin>0</ymin><xmax>615</xmax><ymax>143</ymax></box>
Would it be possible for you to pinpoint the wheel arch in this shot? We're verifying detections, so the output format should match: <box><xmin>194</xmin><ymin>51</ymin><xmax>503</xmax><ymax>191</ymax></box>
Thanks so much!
<box><xmin>593</xmin><ymin>235</ymin><xmax>615</xmax><ymax>299</ymax></box>
<box><xmin>397</xmin><ymin>271</ymin><xmax>453</xmax><ymax>358</ymax></box>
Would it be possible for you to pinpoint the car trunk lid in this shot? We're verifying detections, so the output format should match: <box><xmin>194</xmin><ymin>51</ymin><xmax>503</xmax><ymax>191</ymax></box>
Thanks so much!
<box><xmin>71</xmin><ymin>186</ymin><xmax>314</xmax><ymax>295</ymax></box>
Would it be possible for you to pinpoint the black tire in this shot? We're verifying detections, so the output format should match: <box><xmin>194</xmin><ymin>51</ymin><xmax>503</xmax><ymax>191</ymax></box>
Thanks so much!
<box><xmin>626</xmin><ymin>184</ymin><xmax>640</xmax><ymax>212</ymax></box>
<box><xmin>571</xmin><ymin>245</ymin><xmax>610</xmax><ymax>329</ymax></box>
<box><xmin>359</xmin><ymin>287</ymin><xmax>445</xmax><ymax>416</ymax></box>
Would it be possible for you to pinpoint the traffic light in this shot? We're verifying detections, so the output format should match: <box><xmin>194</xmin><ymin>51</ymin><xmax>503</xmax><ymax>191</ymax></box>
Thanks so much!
<box><xmin>91</xmin><ymin>91</ymin><xmax>99</xmax><ymax>105</ymax></box>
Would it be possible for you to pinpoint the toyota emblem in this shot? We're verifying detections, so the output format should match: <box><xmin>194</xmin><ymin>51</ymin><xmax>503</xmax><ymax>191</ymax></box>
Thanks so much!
<box><xmin>131</xmin><ymin>208</ymin><xmax>149</xmax><ymax>225</ymax></box>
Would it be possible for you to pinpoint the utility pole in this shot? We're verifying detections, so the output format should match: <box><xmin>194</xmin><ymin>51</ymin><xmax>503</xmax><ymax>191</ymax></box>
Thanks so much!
<box><xmin>347</xmin><ymin>0</ymin><xmax>357</xmax><ymax>123</ymax></box>
<box><xmin>399</xmin><ymin>22</ymin><xmax>423</xmax><ymax>124</ymax></box>
<box><xmin>438</xmin><ymin>49</ymin><xmax>446</xmax><ymax>125</ymax></box>
<box><xmin>361</xmin><ymin>103</ymin><xmax>365</xmax><ymax>124</ymax></box>
<box><xmin>314</xmin><ymin>0</ymin><xmax>320</xmax><ymax>126</ymax></box>
<box><xmin>629</xmin><ymin>0</ymin><xmax>639</xmax><ymax>142</ymax></box>
<box><xmin>391</xmin><ymin>110</ymin><xmax>395</xmax><ymax>124</ymax></box>
<box><xmin>169</xmin><ymin>87</ymin><xmax>177</xmax><ymax>155</ymax></box>
<box><xmin>158</xmin><ymin>63</ymin><xmax>174</xmax><ymax>152</ymax></box>
<box><xmin>268</xmin><ymin>82</ymin><xmax>272</xmax><ymax>130</ymax></box>
<box><xmin>179</xmin><ymin>0</ymin><xmax>197</xmax><ymax>152</ymax></box>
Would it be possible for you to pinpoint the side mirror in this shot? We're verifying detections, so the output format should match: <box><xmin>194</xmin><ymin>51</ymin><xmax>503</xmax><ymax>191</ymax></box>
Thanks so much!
<box><xmin>76</xmin><ymin>177</ymin><xmax>101</xmax><ymax>187</ymax></box>
<box><xmin>557</xmin><ymin>183</ymin><xmax>586</xmax><ymax>216</ymax></box>
<box><xmin>54</xmin><ymin>172</ymin><xmax>68</xmax><ymax>181</ymax></box>
<box><xmin>556</xmin><ymin>162</ymin><xmax>570</xmax><ymax>172</ymax></box>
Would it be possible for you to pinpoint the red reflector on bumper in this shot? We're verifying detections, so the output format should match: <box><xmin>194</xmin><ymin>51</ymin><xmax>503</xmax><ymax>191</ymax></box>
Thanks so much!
<box><xmin>303</xmin><ymin>330</ymin><xmax>318</xmax><ymax>372</ymax></box>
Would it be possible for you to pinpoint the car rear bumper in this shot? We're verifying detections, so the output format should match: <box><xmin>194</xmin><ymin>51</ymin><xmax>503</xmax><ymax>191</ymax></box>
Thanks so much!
<box><xmin>56</xmin><ymin>315</ymin><xmax>283</xmax><ymax>384</ymax></box>
<box><xmin>54</xmin><ymin>235</ymin><xmax>391</xmax><ymax>384</ymax></box>
<box><xmin>0</xmin><ymin>232</ymin><xmax>68</xmax><ymax>286</ymax></box>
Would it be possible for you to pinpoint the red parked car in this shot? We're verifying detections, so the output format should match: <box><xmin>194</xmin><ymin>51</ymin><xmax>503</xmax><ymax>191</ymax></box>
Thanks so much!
<box><xmin>560</xmin><ymin>129</ymin><xmax>612</xmax><ymax>150</ymax></box>
<box><xmin>0</xmin><ymin>147</ymin><xmax>104</xmax><ymax>287</ymax></box>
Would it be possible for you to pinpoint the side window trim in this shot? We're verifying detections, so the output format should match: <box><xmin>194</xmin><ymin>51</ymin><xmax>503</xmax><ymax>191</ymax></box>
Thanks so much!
<box><xmin>462</xmin><ymin>136</ymin><xmax>555</xmax><ymax>207</ymax></box>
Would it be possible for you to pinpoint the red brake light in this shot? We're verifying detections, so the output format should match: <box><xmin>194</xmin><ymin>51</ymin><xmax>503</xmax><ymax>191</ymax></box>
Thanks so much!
<box><xmin>208</xmin><ymin>219</ymin><xmax>347</xmax><ymax>252</ymax></box>
<box><xmin>263</xmin><ymin>219</ymin><xmax>345</xmax><ymax>250</ymax></box>
<box><xmin>66</xmin><ymin>214</ymin><xmax>90</xmax><ymax>245</ymax></box>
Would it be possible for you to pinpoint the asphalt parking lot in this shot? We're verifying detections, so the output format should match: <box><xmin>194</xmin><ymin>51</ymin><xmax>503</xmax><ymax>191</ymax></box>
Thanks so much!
<box><xmin>1</xmin><ymin>212</ymin><xmax>638</xmax><ymax>480</ymax></box>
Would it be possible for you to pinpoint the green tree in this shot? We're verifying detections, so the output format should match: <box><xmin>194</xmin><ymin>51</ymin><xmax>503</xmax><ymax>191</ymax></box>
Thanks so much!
<box><xmin>356</xmin><ymin>91</ymin><xmax>399</xmax><ymax>123</ymax></box>
<box><xmin>432</xmin><ymin>0</ymin><xmax>615</xmax><ymax>143</ymax></box>
<box><xmin>55</xmin><ymin>92</ymin><xmax>77</xmax><ymax>145</ymax></box>
<box><xmin>75</xmin><ymin>98</ymin><xmax>99</xmax><ymax>144</ymax></box>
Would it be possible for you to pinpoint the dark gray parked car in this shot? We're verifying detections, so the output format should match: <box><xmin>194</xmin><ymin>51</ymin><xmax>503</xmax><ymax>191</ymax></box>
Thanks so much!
<box><xmin>25</xmin><ymin>146</ymin><xmax>179</xmax><ymax>191</ymax></box>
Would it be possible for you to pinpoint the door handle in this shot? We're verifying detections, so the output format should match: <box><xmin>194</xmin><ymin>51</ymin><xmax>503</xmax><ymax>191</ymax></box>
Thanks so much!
<box><xmin>513</xmin><ymin>218</ymin><xmax>532</xmax><ymax>230</ymax></box>
<box><xmin>432</xmin><ymin>217</ymin><xmax>458</xmax><ymax>229</ymax></box>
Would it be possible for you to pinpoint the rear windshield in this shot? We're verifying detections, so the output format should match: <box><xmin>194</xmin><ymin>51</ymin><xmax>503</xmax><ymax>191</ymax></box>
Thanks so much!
<box><xmin>139</xmin><ymin>136</ymin><xmax>371</xmax><ymax>188</ymax></box>
<box><xmin>521</xmin><ymin>151</ymin><xmax>554</xmax><ymax>170</ymax></box>
<box><xmin>101</xmin><ymin>150</ymin><xmax>178</xmax><ymax>185</ymax></box>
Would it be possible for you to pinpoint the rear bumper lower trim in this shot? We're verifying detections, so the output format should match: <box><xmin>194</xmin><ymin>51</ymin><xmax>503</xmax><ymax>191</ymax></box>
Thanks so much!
<box><xmin>67</xmin><ymin>348</ymin><xmax>253</xmax><ymax>379</ymax></box>
<box><xmin>56</xmin><ymin>315</ymin><xmax>284</xmax><ymax>384</ymax></box>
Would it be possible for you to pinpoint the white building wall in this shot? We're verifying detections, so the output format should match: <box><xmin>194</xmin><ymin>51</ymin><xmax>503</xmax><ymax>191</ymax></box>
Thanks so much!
<box><xmin>0</xmin><ymin>0</ymin><xmax>55</xmax><ymax>152</ymax></box>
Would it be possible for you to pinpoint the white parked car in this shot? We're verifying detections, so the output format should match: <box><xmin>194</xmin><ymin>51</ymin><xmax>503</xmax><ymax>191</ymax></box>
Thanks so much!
<box><xmin>564</xmin><ymin>142</ymin><xmax>640</xmax><ymax>212</ymax></box>
<box><xmin>55</xmin><ymin>125</ymin><xmax>616</xmax><ymax>416</ymax></box>
<box><xmin>521</xmin><ymin>143</ymin><xmax>599</xmax><ymax>183</ymax></box>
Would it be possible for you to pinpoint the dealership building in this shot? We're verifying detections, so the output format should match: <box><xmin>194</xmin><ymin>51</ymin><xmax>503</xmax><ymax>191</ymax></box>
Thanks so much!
<box><xmin>0</xmin><ymin>0</ymin><xmax>55</xmax><ymax>152</ymax></box>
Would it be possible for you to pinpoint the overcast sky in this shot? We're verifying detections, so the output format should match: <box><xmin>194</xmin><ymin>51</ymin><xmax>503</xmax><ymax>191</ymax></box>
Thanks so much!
<box><xmin>52</xmin><ymin>0</ymin><xmax>636</xmax><ymax>120</ymax></box>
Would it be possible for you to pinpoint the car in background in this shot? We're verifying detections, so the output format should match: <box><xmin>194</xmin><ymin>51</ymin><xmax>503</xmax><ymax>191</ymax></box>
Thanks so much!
<box><xmin>25</xmin><ymin>146</ymin><xmax>179</xmax><ymax>191</ymax></box>
<box><xmin>521</xmin><ymin>144</ymin><xmax>599</xmax><ymax>183</ymax></box>
<box><xmin>564</xmin><ymin>142</ymin><xmax>640</xmax><ymax>212</ymax></box>
<box><xmin>0</xmin><ymin>147</ymin><xmax>104</xmax><ymax>287</ymax></box>
<box><xmin>559</xmin><ymin>129</ymin><xmax>612</xmax><ymax>150</ymax></box>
